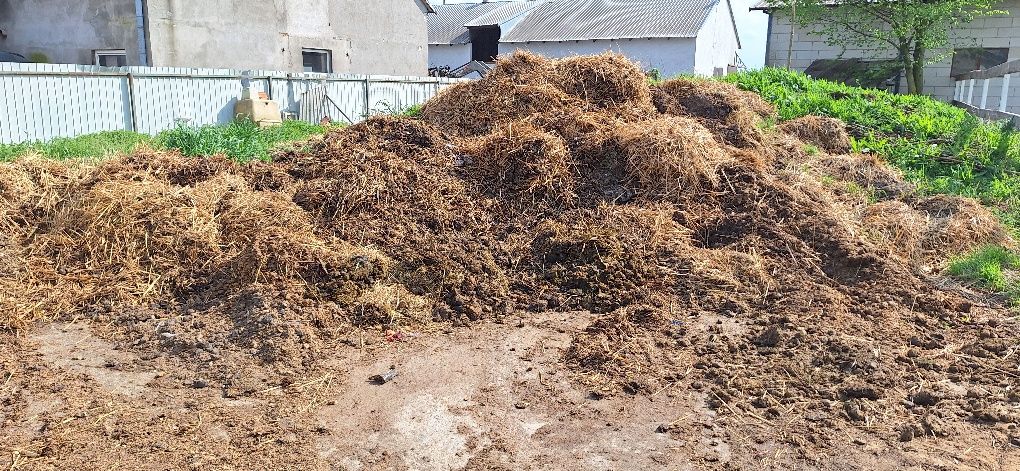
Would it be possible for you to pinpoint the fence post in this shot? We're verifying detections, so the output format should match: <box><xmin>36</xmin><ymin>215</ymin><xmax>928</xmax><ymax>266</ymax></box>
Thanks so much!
<box><xmin>126</xmin><ymin>73</ymin><xmax>139</xmax><ymax>132</ymax></box>
<box><xmin>968</xmin><ymin>78</ymin><xmax>976</xmax><ymax>105</ymax></box>
<box><xmin>981</xmin><ymin>78</ymin><xmax>990</xmax><ymax>109</ymax></box>
<box><xmin>363</xmin><ymin>77</ymin><xmax>371</xmax><ymax>119</ymax></box>
<box><xmin>1001</xmin><ymin>74</ymin><xmax>1011</xmax><ymax>112</ymax></box>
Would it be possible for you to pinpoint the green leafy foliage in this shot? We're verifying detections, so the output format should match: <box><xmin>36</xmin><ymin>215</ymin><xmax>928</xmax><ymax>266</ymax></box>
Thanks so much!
<box><xmin>157</xmin><ymin>119</ymin><xmax>331</xmax><ymax>162</ymax></box>
<box><xmin>727</xmin><ymin>67</ymin><xmax>1020</xmax><ymax>219</ymax></box>
<box><xmin>399</xmin><ymin>104</ymin><xmax>424</xmax><ymax>118</ymax></box>
<box><xmin>949</xmin><ymin>245</ymin><xmax>1020</xmax><ymax>303</ymax></box>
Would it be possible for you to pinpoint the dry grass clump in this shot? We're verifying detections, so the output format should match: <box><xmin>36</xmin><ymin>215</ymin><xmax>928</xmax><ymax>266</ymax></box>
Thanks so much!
<box><xmin>811</xmin><ymin>153</ymin><xmax>914</xmax><ymax>200</ymax></box>
<box><xmin>352</xmin><ymin>283</ymin><xmax>431</xmax><ymax>326</ymax></box>
<box><xmin>613</xmin><ymin>116</ymin><xmax>733</xmax><ymax>199</ymax></box>
<box><xmin>44</xmin><ymin>173</ymin><xmax>221</xmax><ymax>304</ymax></box>
<box><xmin>914</xmin><ymin>195</ymin><xmax>1009</xmax><ymax>259</ymax></box>
<box><xmin>422</xmin><ymin>51</ymin><xmax>655</xmax><ymax>138</ymax></box>
<box><xmin>108</xmin><ymin>150</ymin><xmax>237</xmax><ymax>186</ymax></box>
<box><xmin>485</xmin><ymin>50</ymin><xmax>558</xmax><ymax>84</ymax></box>
<box><xmin>421</xmin><ymin>76</ymin><xmax>581</xmax><ymax>138</ymax></box>
<box><xmin>653</xmin><ymin>78</ymin><xmax>775</xmax><ymax>120</ymax></box>
<box><xmin>460</xmin><ymin>121</ymin><xmax>575</xmax><ymax>203</ymax></box>
<box><xmin>860</xmin><ymin>195</ymin><xmax>1009</xmax><ymax>265</ymax></box>
<box><xmin>652</xmin><ymin>78</ymin><xmax>774</xmax><ymax>149</ymax></box>
<box><xmin>552</xmin><ymin>53</ymin><xmax>656</xmax><ymax>115</ymax></box>
<box><xmin>862</xmin><ymin>200</ymin><xmax>928</xmax><ymax>261</ymax></box>
<box><xmin>779</xmin><ymin>115</ymin><xmax>852</xmax><ymax>155</ymax></box>
<box><xmin>321</xmin><ymin>115</ymin><xmax>450</xmax><ymax>161</ymax></box>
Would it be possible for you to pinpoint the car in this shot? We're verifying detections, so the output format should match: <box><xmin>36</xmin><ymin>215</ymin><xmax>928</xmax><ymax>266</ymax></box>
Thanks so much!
<box><xmin>0</xmin><ymin>51</ymin><xmax>27</xmax><ymax>63</ymax></box>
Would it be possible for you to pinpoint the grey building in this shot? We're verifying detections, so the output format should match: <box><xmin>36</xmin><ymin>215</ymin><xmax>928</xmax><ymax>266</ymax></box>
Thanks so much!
<box><xmin>0</xmin><ymin>0</ymin><xmax>434</xmax><ymax>75</ymax></box>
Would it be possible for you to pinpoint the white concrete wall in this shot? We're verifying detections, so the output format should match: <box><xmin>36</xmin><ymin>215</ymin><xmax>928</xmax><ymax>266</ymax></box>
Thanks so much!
<box><xmin>695</xmin><ymin>0</ymin><xmax>741</xmax><ymax>76</ymax></box>
<box><xmin>0</xmin><ymin>0</ymin><xmax>142</xmax><ymax>65</ymax></box>
<box><xmin>498</xmin><ymin>38</ymin><xmax>697</xmax><ymax>76</ymax></box>
<box><xmin>143</xmin><ymin>0</ymin><xmax>428</xmax><ymax>75</ymax></box>
<box><xmin>429</xmin><ymin>44</ymin><xmax>472</xmax><ymax>70</ymax></box>
<box><xmin>764</xmin><ymin>0</ymin><xmax>1020</xmax><ymax>108</ymax></box>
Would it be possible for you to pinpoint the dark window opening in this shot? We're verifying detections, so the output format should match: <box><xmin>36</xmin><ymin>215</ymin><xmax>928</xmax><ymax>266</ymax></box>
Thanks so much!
<box><xmin>94</xmin><ymin>50</ymin><xmax>127</xmax><ymax>67</ymax></box>
<box><xmin>951</xmin><ymin>48</ymin><xmax>1009</xmax><ymax>77</ymax></box>
<box><xmin>302</xmin><ymin>48</ymin><xmax>332</xmax><ymax>73</ymax></box>
<box><xmin>469</xmin><ymin>26</ymin><xmax>500</xmax><ymax>62</ymax></box>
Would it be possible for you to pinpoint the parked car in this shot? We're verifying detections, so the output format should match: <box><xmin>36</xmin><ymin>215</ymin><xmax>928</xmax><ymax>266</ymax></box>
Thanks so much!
<box><xmin>0</xmin><ymin>51</ymin><xmax>27</xmax><ymax>63</ymax></box>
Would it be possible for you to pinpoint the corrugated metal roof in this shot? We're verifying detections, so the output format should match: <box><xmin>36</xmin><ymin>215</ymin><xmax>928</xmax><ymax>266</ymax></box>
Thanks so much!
<box><xmin>501</xmin><ymin>0</ymin><xmax>719</xmax><ymax>43</ymax></box>
<box><xmin>464</xmin><ymin>2</ymin><xmax>544</xmax><ymax>27</ymax></box>
<box><xmin>428</xmin><ymin>3</ymin><xmax>506</xmax><ymax>45</ymax></box>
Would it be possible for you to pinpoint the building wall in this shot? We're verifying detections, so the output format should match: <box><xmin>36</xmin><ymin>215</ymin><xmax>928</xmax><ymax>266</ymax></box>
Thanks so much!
<box><xmin>764</xmin><ymin>0</ymin><xmax>1020</xmax><ymax>104</ymax></box>
<box><xmin>145</xmin><ymin>0</ymin><xmax>428</xmax><ymax>75</ymax></box>
<box><xmin>498</xmin><ymin>38</ymin><xmax>697</xmax><ymax>76</ymax></box>
<box><xmin>0</xmin><ymin>0</ymin><xmax>143</xmax><ymax>65</ymax></box>
<box><xmin>694</xmin><ymin>0</ymin><xmax>741</xmax><ymax>76</ymax></box>
<box><xmin>429</xmin><ymin>44</ymin><xmax>472</xmax><ymax>70</ymax></box>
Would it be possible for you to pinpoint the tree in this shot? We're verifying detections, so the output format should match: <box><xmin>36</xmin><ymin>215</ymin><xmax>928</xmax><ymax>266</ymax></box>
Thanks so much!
<box><xmin>773</xmin><ymin>0</ymin><xmax>1006</xmax><ymax>94</ymax></box>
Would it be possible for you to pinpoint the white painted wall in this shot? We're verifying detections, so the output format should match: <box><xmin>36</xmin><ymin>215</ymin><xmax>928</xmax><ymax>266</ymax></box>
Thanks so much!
<box><xmin>764</xmin><ymin>0</ymin><xmax>1020</xmax><ymax>108</ymax></box>
<box><xmin>429</xmin><ymin>44</ymin><xmax>472</xmax><ymax>70</ymax></box>
<box><xmin>695</xmin><ymin>0</ymin><xmax>741</xmax><ymax>76</ymax></box>
<box><xmin>498</xmin><ymin>38</ymin><xmax>697</xmax><ymax>76</ymax></box>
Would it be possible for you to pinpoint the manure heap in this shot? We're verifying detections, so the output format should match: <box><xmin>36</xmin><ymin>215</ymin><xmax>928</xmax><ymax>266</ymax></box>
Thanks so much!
<box><xmin>2</xmin><ymin>52</ymin><xmax>1018</xmax><ymax>466</ymax></box>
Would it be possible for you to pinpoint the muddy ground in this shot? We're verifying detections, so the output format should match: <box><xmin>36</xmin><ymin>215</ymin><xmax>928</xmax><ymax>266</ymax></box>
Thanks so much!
<box><xmin>2</xmin><ymin>302</ymin><xmax>1017</xmax><ymax>470</ymax></box>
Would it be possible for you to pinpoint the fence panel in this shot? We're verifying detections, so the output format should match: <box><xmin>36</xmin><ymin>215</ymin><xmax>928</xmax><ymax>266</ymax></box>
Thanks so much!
<box><xmin>0</xmin><ymin>63</ymin><xmax>466</xmax><ymax>144</ymax></box>
<box><xmin>953</xmin><ymin>59</ymin><xmax>1020</xmax><ymax>125</ymax></box>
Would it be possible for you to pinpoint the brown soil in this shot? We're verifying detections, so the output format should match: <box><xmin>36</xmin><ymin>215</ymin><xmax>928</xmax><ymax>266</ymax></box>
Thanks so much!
<box><xmin>2</xmin><ymin>53</ymin><xmax>1019</xmax><ymax>470</ymax></box>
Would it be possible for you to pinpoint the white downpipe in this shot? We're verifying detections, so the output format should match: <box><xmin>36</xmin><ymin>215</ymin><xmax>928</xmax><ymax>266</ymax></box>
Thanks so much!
<box><xmin>135</xmin><ymin>0</ymin><xmax>149</xmax><ymax>66</ymax></box>
<box><xmin>1001</xmin><ymin>74</ymin><xmax>1011</xmax><ymax>112</ymax></box>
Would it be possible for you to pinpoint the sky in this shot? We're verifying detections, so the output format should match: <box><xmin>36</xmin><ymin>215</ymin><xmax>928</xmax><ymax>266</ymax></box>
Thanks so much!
<box><xmin>428</xmin><ymin>0</ymin><xmax>770</xmax><ymax>69</ymax></box>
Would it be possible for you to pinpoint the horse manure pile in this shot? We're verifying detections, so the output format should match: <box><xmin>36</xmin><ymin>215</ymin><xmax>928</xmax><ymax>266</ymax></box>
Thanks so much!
<box><xmin>2</xmin><ymin>52</ymin><xmax>1018</xmax><ymax>457</ymax></box>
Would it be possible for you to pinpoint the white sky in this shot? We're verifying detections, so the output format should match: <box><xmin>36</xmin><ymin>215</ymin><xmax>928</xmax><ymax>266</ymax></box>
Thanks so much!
<box><xmin>429</xmin><ymin>0</ymin><xmax>769</xmax><ymax>70</ymax></box>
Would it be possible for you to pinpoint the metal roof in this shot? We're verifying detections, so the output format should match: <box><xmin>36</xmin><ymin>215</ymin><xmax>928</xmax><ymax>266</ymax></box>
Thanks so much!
<box><xmin>429</xmin><ymin>3</ymin><xmax>507</xmax><ymax>45</ymax></box>
<box><xmin>464</xmin><ymin>2</ymin><xmax>544</xmax><ymax>27</ymax></box>
<box><xmin>500</xmin><ymin>0</ymin><xmax>720</xmax><ymax>43</ymax></box>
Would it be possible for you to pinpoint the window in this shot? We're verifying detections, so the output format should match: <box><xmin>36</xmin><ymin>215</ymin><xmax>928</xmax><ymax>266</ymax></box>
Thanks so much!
<box><xmin>302</xmin><ymin>48</ymin><xmax>332</xmax><ymax>73</ymax></box>
<box><xmin>94</xmin><ymin>49</ymin><xmax>127</xmax><ymax>67</ymax></box>
<box><xmin>951</xmin><ymin>48</ymin><xmax>1009</xmax><ymax>77</ymax></box>
<box><xmin>469</xmin><ymin>26</ymin><xmax>499</xmax><ymax>62</ymax></box>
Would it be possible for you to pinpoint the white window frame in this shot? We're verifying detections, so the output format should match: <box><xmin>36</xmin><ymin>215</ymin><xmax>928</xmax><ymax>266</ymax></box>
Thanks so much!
<box><xmin>301</xmin><ymin>48</ymin><xmax>333</xmax><ymax>73</ymax></box>
<box><xmin>94</xmin><ymin>49</ymin><xmax>127</xmax><ymax>67</ymax></box>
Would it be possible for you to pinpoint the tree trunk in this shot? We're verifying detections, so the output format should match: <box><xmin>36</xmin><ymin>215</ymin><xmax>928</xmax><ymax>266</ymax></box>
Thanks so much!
<box><xmin>899</xmin><ymin>45</ymin><xmax>918</xmax><ymax>94</ymax></box>
<box><xmin>912</xmin><ymin>44</ymin><xmax>926</xmax><ymax>93</ymax></box>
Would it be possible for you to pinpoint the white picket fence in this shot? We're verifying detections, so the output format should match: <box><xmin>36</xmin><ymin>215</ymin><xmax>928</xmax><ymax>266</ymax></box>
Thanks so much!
<box><xmin>953</xmin><ymin>59</ymin><xmax>1020</xmax><ymax>126</ymax></box>
<box><xmin>0</xmin><ymin>63</ymin><xmax>467</xmax><ymax>144</ymax></box>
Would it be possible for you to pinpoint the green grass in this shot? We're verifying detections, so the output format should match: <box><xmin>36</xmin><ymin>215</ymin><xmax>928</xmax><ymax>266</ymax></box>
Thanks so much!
<box><xmin>157</xmin><ymin>119</ymin><xmax>331</xmax><ymax>162</ymax></box>
<box><xmin>399</xmin><ymin>104</ymin><xmax>424</xmax><ymax>118</ymax></box>
<box><xmin>726</xmin><ymin>68</ymin><xmax>1020</xmax><ymax>206</ymax></box>
<box><xmin>726</xmin><ymin>67</ymin><xmax>1020</xmax><ymax>302</ymax></box>
<box><xmin>0</xmin><ymin>120</ymin><xmax>334</xmax><ymax>163</ymax></box>
<box><xmin>948</xmin><ymin>245</ymin><xmax>1020</xmax><ymax>303</ymax></box>
<box><xmin>0</xmin><ymin>131</ymin><xmax>152</xmax><ymax>162</ymax></box>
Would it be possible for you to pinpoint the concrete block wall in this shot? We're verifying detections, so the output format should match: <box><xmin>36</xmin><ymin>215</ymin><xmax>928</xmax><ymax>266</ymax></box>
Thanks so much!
<box><xmin>764</xmin><ymin>0</ymin><xmax>1020</xmax><ymax>111</ymax></box>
